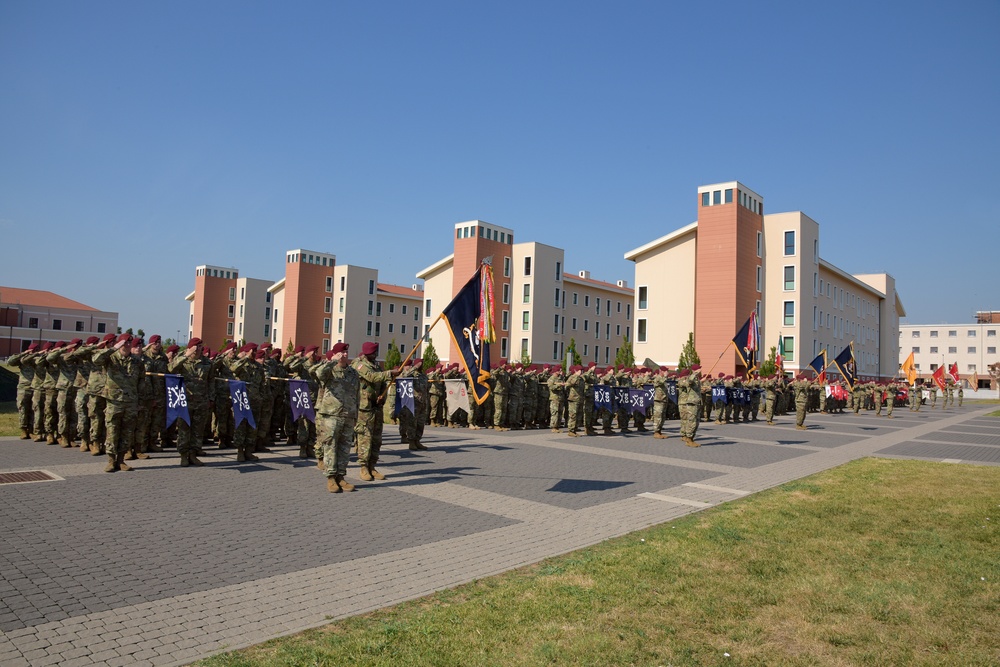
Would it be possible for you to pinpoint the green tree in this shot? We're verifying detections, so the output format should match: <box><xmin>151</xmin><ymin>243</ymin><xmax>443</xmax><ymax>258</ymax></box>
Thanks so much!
<box><xmin>422</xmin><ymin>340</ymin><xmax>440</xmax><ymax>371</ymax></box>
<box><xmin>137</xmin><ymin>328</ymin><xmax>145</xmax><ymax>338</ymax></box>
<box><xmin>125</xmin><ymin>327</ymin><xmax>133</xmax><ymax>335</ymax></box>
<box><xmin>614</xmin><ymin>335</ymin><xmax>635</xmax><ymax>367</ymax></box>
<box><xmin>286</xmin><ymin>339</ymin><xmax>295</xmax><ymax>354</ymax></box>
<box><xmin>759</xmin><ymin>346</ymin><xmax>778</xmax><ymax>376</ymax></box>
<box><xmin>384</xmin><ymin>339</ymin><xmax>402</xmax><ymax>369</ymax></box>
<box><xmin>520</xmin><ymin>350</ymin><xmax>532</xmax><ymax>365</ymax></box>
<box><xmin>677</xmin><ymin>332</ymin><xmax>700</xmax><ymax>370</ymax></box>
<box><xmin>564</xmin><ymin>337</ymin><xmax>582</xmax><ymax>372</ymax></box>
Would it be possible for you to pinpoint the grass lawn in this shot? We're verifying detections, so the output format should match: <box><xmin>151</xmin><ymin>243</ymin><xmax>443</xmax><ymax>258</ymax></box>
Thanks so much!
<box><xmin>0</xmin><ymin>401</ymin><xmax>18</xmax><ymax>437</ymax></box>
<box><xmin>196</xmin><ymin>458</ymin><xmax>1000</xmax><ymax>667</ymax></box>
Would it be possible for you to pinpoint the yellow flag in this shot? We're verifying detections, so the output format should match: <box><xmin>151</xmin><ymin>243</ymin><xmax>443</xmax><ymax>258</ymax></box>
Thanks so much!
<box><xmin>968</xmin><ymin>371</ymin><xmax>979</xmax><ymax>390</ymax></box>
<box><xmin>901</xmin><ymin>352</ymin><xmax>917</xmax><ymax>384</ymax></box>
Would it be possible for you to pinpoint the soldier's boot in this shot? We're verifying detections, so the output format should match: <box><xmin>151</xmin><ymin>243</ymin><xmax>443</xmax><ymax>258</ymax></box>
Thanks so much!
<box><xmin>34</xmin><ymin>433</ymin><xmax>47</xmax><ymax>442</ymax></box>
<box><xmin>135</xmin><ymin>450</ymin><xmax>151</xmax><ymax>460</ymax></box>
<box><xmin>409</xmin><ymin>441</ymin><xmax>428</xmax><ymax>451</ymax></box>
<box><xmin>551</xmin><ymin>428</ymin><xmax>560</xmax><ymax>433</ymax></box>
<box><xmin>636</xmin><ymin>425</ymin><xmax>648</xmax><ymax>432</ymax></box>
<box><xmin>653</xmin><ymin>432</ymin><xmax>667</xmax><ymax>439</ymax></box>
<box><xmin>683</xmin><ymin>437</ymin><xmax>700</xmax><ymax>448</ymax></box>
<box><xmin>236</xmin><ymin>448</ymin><xmax>247</xmax><ymax>462</ymax></box>
<box><xmin>188</xmin><ymin>452</ymin><xmax>205</xmax><ymax>466</ymax></box>
<box><xmin>796</xmin><ymin>425</ymin><xmax>808</xmax><ymax>431</ymax></box>
<box><xmin>180</xmin><ymin>452</ymin><xmax>190</xmax><ymax>467</ymax></box>
<box><xmin>148</xmin><ymin>441</ymin><xmax>163</xmax><ymax>452</ymax></box>
<box><xmin>620</xmin><ymin>428</ymin><xmax>631</xmax><ymax>434</ymax></box>
<box><xmin>79</xmin><ymin>440</ymin><xmax>90</xmax><ymax>452</ymax></box>
<box><xmin>124</xmin><ymin>450</ymin><xmax>137</xmax><ymax>460</ymax></box>
<box><xmin>20</xmin><ymin>428</ymin><xmax>30</xmax><ymax>440</ymax></box>
<box><xmin>104</xmin><ymin>454</ymin><xmax>118</xmax><ymax>473</ymax></box>
<box><xmin>117</xmin><ymin>452</ymin><xmax>133</xmax><ymax>471</ymax></box>
<box><xmin>369</xmin><ymin>464</ymin><xmax>386</xmax><ymax>480</ymax></box>
<box><xmin>327</xmin><ymin>477</ymin><xmax>342</xmax><ymax>493</ymax></box>
<box><xmin>59</xmin><ymin>435</ymin><xmax>72</xmax><ymax>448</ymax></box>
<box><xmin>335</xmin><ymin>476</ymin><xmax>355</xmax><ymax>492</ymax></box>
<box><xmin>358</xmin><ymin>465</ymin><xmax>373</xmax><ymax>482</ymax></box>
<box><xmin>46</xmin><ymin>434</ymin><xmax>56</xmax><ymax>445</ymax></box>
<box><xmin>316</xmin><ymin>457</ymin><xmax>325</xmax><ymax>470</ymax></box>
<box><xmin>567</xmin><ymin>431</ymin><xmax>579</xmax><ymax>437</ymax></box>
<box><xmin>298</xmin><ymin>445</ymin><xmax>309</xmax><ymax>459</ymax></box>
<box><xmin>90</xmin><ymin>442</ymin><xmax>103</xmax><ymax>456</ymax></box>
<box><xmin>245</xmin><ymin>450</ymin><xmax>259</xmax><ymax>462</ymax></box>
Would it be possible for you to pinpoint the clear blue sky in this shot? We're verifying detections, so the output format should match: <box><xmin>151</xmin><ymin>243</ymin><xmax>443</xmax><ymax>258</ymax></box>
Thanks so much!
<box><xmin>2</xmin><ymin>1</ymin><xmax>998</xmax><ymax>341</ymax></box>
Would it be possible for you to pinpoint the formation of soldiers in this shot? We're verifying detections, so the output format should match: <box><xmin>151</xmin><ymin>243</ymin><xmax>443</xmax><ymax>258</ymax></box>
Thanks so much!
<box><xmin>6</xmin><ymin>337</ymin><xmax>963</xmax><ymax>491</ymax></box>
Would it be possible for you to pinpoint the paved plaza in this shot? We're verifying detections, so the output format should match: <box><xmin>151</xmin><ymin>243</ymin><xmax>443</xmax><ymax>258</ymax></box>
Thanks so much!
<box><xmin>1</xmin><ymin>404</ymin><xmax>998</xmax><ymax>666</ymax></box>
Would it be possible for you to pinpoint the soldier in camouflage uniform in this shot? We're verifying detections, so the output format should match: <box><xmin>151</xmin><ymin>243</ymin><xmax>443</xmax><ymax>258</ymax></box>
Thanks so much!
<box><xmin>677</xmin><ymin>365</ymin><xmax>702</xmax><ymax>447</ymax></box>
<box><xmin>886</xmin><ymin>381</ymin><xmax>900</xmax><ymax>418</ymax></box>
<box><xmin>167</xmin><ymin>338</ymin><xmax>214</xmax><ymax>467</ymax></box>
<box><xmin>37</xmin><ymin>342</ymin><xmax>61</xmax><ymax>443</ymax></box>
<box><xmin>287</xmin><ymin>345</ymin><xmax>321</xmax><ymax>458</ymax></box>
<box><xmin>354</xmin><ymin>342</ymin><xmax>399</xmax><ymax>481</ymax></box>
<box><xmin>492</xmin><ymin>365</ymin><xmax>510</xmax><ymax>430</ymax></box>
<box><xmin>314</xmin><ymin>342</ymin><xmax>359</xmax><ymax>492</ymax></box>
<box><xmin>613</xmin><ymin>366</ymin><xmax>631</xmax><ymax>434</ymax></box>
<box><xmin>212</xmin><ymin>343</ymin><xmax>237</xmax><ymax>448</ymax></box>
<box><xmin>29</xmin><ymin>342</ymin><xmax>51</xmax><ymax>442</ymax></box>
<box><xmin>945</xmin><ymin>377</ymin><xmax>955</xmax><ymax>408</ymax></box>
<box><xmin>7</xmin><ymin>343</ymin><xmax>39</xmax><ymax>439</ymax></box>
<box><xmin>70</xmin><ymin>337</ymin><xmax>98</xmax><ymax>451</ymax></box>
<box><xmin>49</xmin><ymin>340</ymin><xmax>83</xmax><ymax>447</ymax></box>
<box><xmin>582</xmin><ymin>363</ymin><xmax>599</xmax><ymax>435</ymax></box>
<box><xmin>230</xmin><ymin>343</ymin><xmax>266</xmax><ymax>462</ymax></box>
<box><xmin>928</xmin><ymin>382</ymin><xmax>938</xmax><ymax>409</ymax></box>
<box><xmin>547</xmin><ymin>366</ymin><xmax>566</xmax><ymax>432</ymax></box>
<box><xmin>565</xmin><ymin>365</ymin><xmax>585</xmax><ymax>436</ymax></box>
<box><xmin>253</xmin><ymin>345</ymin><xmax>275</xmax><ymax>452</ymax></box>
<box><xmin>427</xmin><ymin>364</ymin><xmax>445</xmax><ymax>426</ymax></box>
<box><xmin>93</xmin><ymin>335</ymin><xmax>143</xmax><ymax>472</ymax></box>
<box><xmin>651</xmin><ymin>366</ymin><xmax>670</xmax><ymax>439</ymax></box>
<box><xmin>265</xmin><ymin>347</ymin><xmax>287</xmax><ymax>443</ymax></box>
<box><xmin>791</xmin><ymin>374</ymin><xmax>814</xmax><ymax>430</ymax></box>
<box><xmin>410</xmin><ymin>358</ymin><xmax>430</xmax><ymax>448</ymax></box>
<box><xmin>84</xmin><ymin>334</ymin><xmax>116</xmax><ymax>454</ymax></box>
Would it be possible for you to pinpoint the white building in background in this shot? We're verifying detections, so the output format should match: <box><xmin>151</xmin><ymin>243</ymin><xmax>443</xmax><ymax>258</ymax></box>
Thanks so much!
<box><xmin>899</xmin><ymin>322</ymin><xmax>999</xmax><ymax>387</ymax></box>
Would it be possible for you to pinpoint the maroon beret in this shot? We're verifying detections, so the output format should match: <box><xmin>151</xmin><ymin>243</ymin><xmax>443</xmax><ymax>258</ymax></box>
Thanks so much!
<box><xmin>54</xmin><ymin>341</ymin><xmax>67</xmax><ymax>349</ymax></box>
<box><xmin>270</xmin><ymin>349</ymin><xmax>282</xmax><ymax>359</ymax></box>
<box><xmin>361</xmin><ymin>342</ymin><xmax>378</xmax><ymax>355</ymax></box>
<box><xmin>260</xmin><ymin>342</ymin><xmax>272</xmax><ymax>351</ymax></box>
<box><xmin>187</xmin><ymin>337</ymin><xmax>202</xmax><ymax>348</ymax></box>
<box><xmin>305</xmin><ymin>345</ymin><xmax>319</xmax><ymax>354</ymax></box>
<box><xmin>115</xmin><ymin>333</ymin><xmax>131</xmax><ymax>346</ymax></box>
<box><xmin>166</xmin><ymin>344</ymin><xmax>180</xmax><ymax>354</ymax></box>
<box><xmin>690</xmin><ymin>364</ymin><xmax>701</xmax><ymax>371</ymax></box>
<box><xmin>27</xmin><ymin>342</ymin><xmax>39</xmax><ymax>352</ymax></box>
<box><xmin>149</xmin><ymin>335</ymin><xmax>161</xmax><ymax>344</ymax></box>
<box><xmin>331</xmin><ymin>342</ymin><xmax>348</xmax><ymax>355</ymax></box>
<box><xmin>131</xmin><ymin>338</ymin><xmax>144</xmax><ymax>348</ymax></box>
<box><xmin>41</xmin><ymin>341</ymin><xmax>54</xmax><ymax>351</ymax></box>
<box><xmin>85</xmin><ymin>336</ymin><xmax>99</xmax><ymax>345</ymax></box>
<box><xmin>293</xmin><ymin>345</ymin><xmax>305</xmax><ymax>354</ymax></box>
<box><xmin>222</xmin><ymin>342</ymin><xmax>237</xmax><ymax>353</ymax></box>
<box><xmin>69</xmin><ymin>338</ymin><xmax>83</xmax><ymax>346</ymax></box>
<box><xmin>102</xmin><ymin>333</ymin><xmax>116</xmax><ymax>343</ymax></box>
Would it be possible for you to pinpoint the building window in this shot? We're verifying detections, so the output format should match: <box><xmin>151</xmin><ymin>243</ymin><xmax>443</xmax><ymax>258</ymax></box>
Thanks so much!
<box><xmin>376</xmin><ymin>302</ymin><xmax>382</xmax><ymax>317</ymax></box>
<box><xmin>75</xmin><ymin>321</ymin><xmax>84</xmax><ymax>331</ymax></box>
<box><xmin>912</xmin><ymin>347</ymin><xmax>920</xmax><ymax>353</ymax></box>
<box><xmin>555</xmin><ymin>262</ymin><xmax>561</xmax><ymax>281</ymax></box>
<box><xmin>606</xmin><ymin>323</ymin><xmax>611</xmax><ymax>340</ymax></box>
<box><xmin>401</xmin><ymin>325</ymin><xmax>406</xmax><ymax>335</ymax></box>
<box><xmin>368</xmin><ymin>280</ymin><xmax>375</xmax><ymax>295</ymax></box>
<box><xmin>555</xmin><ymin>288</ymin><xmax>560</xmax><ymax>307</ymax></box>
<box><xmin>968</xmin><ymin>347</ymin><xmax>976</xmax><ymax>354</ymax></box>
<box><xmin>988</xmin><ymin>347</ymin><xmax>996</xmax><ymax>354</ymax></box>
<box><xmin>338</xmin><ymin>319</ymin><xmax>343</xmax><ymax>334</ymax></box>
<box><xmin>322</xmin><ymin>339</ymin><xmax>330</xmax><ymax>353</ymax></box>
<box><xmin>227</xmin><ymin>322</ymin><xmax>234</xmax><ymax>336</ymax></box>
<box><xmin>988</xmin><ymin>330</ymin><xmax>996</xmax><ymax>337</ymax></box>
<box><xmin>97</xmin><ymin>322</ymin><xmax>106</xmax><ymax>333</ymax></box>
<box><xmin>756</xmin><ymin>231</ymin><xmax>762</xmax><ymax>258</ymax></box>
<box><xmin>425</xmin><ymin>300</ymin><xmax>431</xmax><ymax>317</ymax></box>
<box><xmin>239</xmin><ymin>305</ymin><xmax>244</xmax><ymax>317</ymax></box>
<box><xmin>340</xmin><ymin>276</ymin><xmax>346</xmax><ymax>291</ymax></box>
<box><xmin>967</xmin><ymin>329</ymin><xmax>975</xmax><ymax>337</ymax></box>
<box><xmin>374</xmin><ymin>322</ymin><xmax>381</xmax><ymax>337</ymax></box>
<box><xmin>339</xmin><ymin>297</ymin><xmax>344</xmax><ymax>313</ymax></box>
<box><xmin>638</xmin><ymin>286</ymin><xmax>648</xmax><ymax>310</ymax></box>
<box><xmin>368</xmin><ymin>301</ymin><xmax>374</xmax><ymax>316</ymax></box>
<box><xmin>572</xmin><ymin>318</ymin><xmax>577</xmax><ymax>330</ymax></box>
<box><xmin>584</xmin><ymin>295</ymin><xmax>590</xmax><ymax>308</ymax></box>
<box><xmin>553</xmin><ymin>341</ymin><xmax>560</xmax><ymax>360</ymax></box>
<box><xmin>713</xmin><ymin>190</ymin><xmax>721</xmax><ymax>205</ymax></box>
<box><xmin>930</xmin><ymin>347</ymin><xmax>938</xmax><ymax>353</ymax></box>
<box><xmin>402</xmin><ymin>305</ymin><xmax>407</xmax><ymax>315</ymax></box>
<box><xmin>324</xmin><ymin>297</ymin><xmax>332</xmax><ymax>314</ymax></box>
<box><xmin>502</xmin><ymin>283</ymin><xmax>510</xmax><ymax>304</ymax></box>
<box><xmin>584</xmin><ymin>320</ymin><xmax>589</xmax><ymax>332</ymax></box>
<box><xmin>573</xmin><ymin>293</ymin><xmax>578</xmax><ymax>305</ymax></box>
<box><xmin>501</xmin><ymin>338</ymin><xmax>508</xmax><ymax>358</ymax></box>
<box><xmin>266</xmin><ymin>292</ymin><xmax>271</xmax><ymax>303</ymax></box>
<box><xmin>912</xmin><ymin>331</ymin><xmax>920</xmax><ymax>337</ymax></box>
<box><xmin>637</xmin><ymin>319</ymin><xmax>647</xmax><ymax>343</ymax></box>
<box><xmin>616</xmin><ymin>324</ymin><xmax>621</xmax><ymax>336</ymax></box>
<box><xmin>725</xmin><ymin>188</ymin><xmax>733</xmax><ymax>204</ymax></box>
<box><xmin>523</xmin><ymin>257</ymin><xmax>532</xmax><ymax>276</ymax></box>
<box><xmin>503</xmin><ymin>257</ymin><xmax>511</xmax><ymax>278</ymax></box>
<box><xmin>387</xmin><ymin>323</ymin><xmax>394</xmax><ymax>334</ymax></box>
<box><xmin>948</xmin><ymin>346</ymin><xmax>957</xmax><ymax>354</ymax></box>
<box><xmin>784</xmin><ymin>301</ymin><xmax>795</xmax><ymax>326</ymax></box>
<box><xmin>323</xmin><ymin>318</ymin><xmax>331</xmax><ymax>334</ymax></box>
<box><xmin>626</xmin><ymin>304</ymin><xmax>631</xmax><ymax>320</ymax></box>
<box><xmin>520</xmin><ymin>339</ymin><xmax>528</xmax><ymax>357</ymax></box>
<box><xmin>229</xmin><ymin>287</ymin><xmax>236</xmax><ymax>301</ymax></box>
<box><xmin>502</xmin><ymin>310</ymin><xmax>509</xmax><ymax>331</ymax></box>
<box><xmin>389</xmin><ymin>303</ymin><xmax>395</xmax><ymax>314</ymax></box>
<box><xmin>583</xmin><ymin>344</ymin><xmax>589</xmax><ymax>356</ymax></box>
<box><xmin>522</xmin><ymin>311</ymin><xmax>530</xmax><ymax>330</ymax></box>
<box><xmin>265</xmin><ymin>307</ymin><xmax>271</xmax><ymax>320</ymax></box>
<box><xmin>930</xmin><ymin>363</ymin><xmax>938</xmax><ymax>371</ymax></box>
<box><xmin>554</xmin><ymin>314</ymin><xmax>560</xmax><ymax>333</ymax></box>
<box><xmin>366</xmin><ymin>321</ymin><xmax>373</xmax><ymax>336</ymax></box>
<box><xmin>929</xmin><ymin>330</ymin><xmax>937</xmax><ymax>337</ymax></box>
<box><xmin>782</xmin><ymin>336</ymin><xmax>795</xmax><ymax>362</ymax></box>
<box><xmin>326</xmin><ymin>276</ymin><xmax>333</xmax><ymax>292</ymax></box>
<box><xmin>264</xmin><ymin>324</ymin><xmax>270</xmax><ymax>338</ymax></box>
<box><xmin>414</xmin><ymin>309</ymin><xmax>419</xmax><ymax>321</ymax></box>
<box><xmin>948</xmin><ymin>330</ymin><xmax>957</xmax><ymax>337</ymax></box>
<box><xmin>783</xmin><ymin>266</ymin><xmax>795</xmax><ymax>290</ymax></box>
<box><xmin>227</xmin><ymin>305</ymin><xmax>235</xmax><ymax>318</ymax></box>
<box><xmin>784</xmin><ymin>231</ymin><xmax>795</xmax><ymax>256</ymax></box>
<box><xmin>756</xmin><ymin>266</ymin><xmax>762</xmax><ymax>292</ymax></box>
<box><xmin>523</xmin><ymin>284</ymin><xmax>531</xmax><ymax>303</ymax></box>
<box><xmin>701</xmin><ymin>192</ymin><xmax>709</xmax><ymax>206</ymax></box>
<box><xmin>51</xmin><ymin>319</ymin><xmax>62</xmax><ymax>330</ymax></box>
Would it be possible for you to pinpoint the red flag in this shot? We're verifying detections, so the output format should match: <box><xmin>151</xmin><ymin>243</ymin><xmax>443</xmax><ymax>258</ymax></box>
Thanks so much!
<box><xmin>932</xmin><ymin>365</ymin><xmax>946</xmax><ymax>392</ymax></box>
<box><xmin>948</xmin><ymin>362</ymin><xmax>960</xmax><ymax>384</ymax></box>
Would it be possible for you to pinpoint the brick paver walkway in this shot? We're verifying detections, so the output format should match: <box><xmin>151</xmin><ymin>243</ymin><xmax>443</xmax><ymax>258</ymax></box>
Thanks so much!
<box><xmin>1</xmin><ymin>404</ymin><xmax>997</xmax><ymax>666</ymax></box>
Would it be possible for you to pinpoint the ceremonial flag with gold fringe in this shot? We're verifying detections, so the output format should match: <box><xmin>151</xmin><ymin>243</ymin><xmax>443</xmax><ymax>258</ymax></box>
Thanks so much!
<box><xmin>948</xmin><ymin>362</ymin><xmax>960</xmax><ymax>384</ymax></box>
<box><xmin>968</xmin><ymin>371</ymin><xmax>980</xmax><ymax>390</ymax></box>
<box><xmin>901</xmin><ymin>351</ymin><xmax>917</xmax><ymax>384</ymax></box>
<box><xmin>932</xmin><ymin>365</ymin><xmax>947</xmax><ymax>392</ymax></box>
<box><xmin>732</xmin><ymin>310</ymin><xmax>759</xmax><ymax>372</ymax></box>
<box><xmin>442</xmin><ymin>261</ymin><xmax>495</xmax><ymax>404</ymax></box>
<box><xmin>833</xmin><ymin>343</ymin><xmax>857</xmax><ymax>390</ymax></box>
<box><xmin>808</xmin><ymin>351</ymin><xmax>827</xmax><ymax>383</ymax></box>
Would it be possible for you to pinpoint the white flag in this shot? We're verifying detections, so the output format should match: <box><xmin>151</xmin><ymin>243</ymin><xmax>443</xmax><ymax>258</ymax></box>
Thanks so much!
<box><xmin>444</xmin><ymin>379</ymin><xmax>471</xmax><ymax>417</ymax></box>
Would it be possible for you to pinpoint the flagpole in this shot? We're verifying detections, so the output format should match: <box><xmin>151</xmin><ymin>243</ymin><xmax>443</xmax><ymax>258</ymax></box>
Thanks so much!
<box><xmin>706</xmin><ymin>342</ymin><xmax>734</xmax><ymax>376</ymax></box>
<box><xmin>398</xmin><ymin>313</ymin><xmax>444</xmax><ymax>369</ymax></box>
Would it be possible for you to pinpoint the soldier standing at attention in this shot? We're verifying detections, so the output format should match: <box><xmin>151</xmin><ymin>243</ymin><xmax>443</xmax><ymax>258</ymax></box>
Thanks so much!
<box><xmin>928</xmin><ymin>382</ymin><xmax>938</xmax><ymax>409</ymax></box>
<box><xmin>958</xmin><ymin>381</ymin><xmax>964</xmax><ymax>407</ymax></box>
<box><xmin>84</xmin><ymin>334</ymin><xmax>116</xmax><ymax>455</ymax></box>
<box><xmin>492</xmin><ymin>365</ymin><xmax>510</xmax><ymax>430</ymax></box>
<box><xmin>651</xmin><ymin>366</ymin><xmax>669</xmax><ymax>439</ymax></box>
<box><xmin>230</xmin><ymin>343</ymin><xmax>265</xmax><ymax>462</ymax></box>
<box><xmin>792</xmin><ymin>374</ymin><xmax>812</xmax><ymax>430</ymax></box>
<box><xmin>547</xmin><ymin>366</ymin><xmax>566</xmax><ymax>432</ymax></box>
<box><xmin>93</xmin><ymin>334</ymin><xmax>143</xmax><ymax>472</ymax></box>
<box><xmin>7</xmin><ymin>343</ymin><xmax>39</xmax><ymax>439</ymax></box>
<box><xmin>30</xmin><ymin>342</ymin><xmax>52</xmax><ymax>442</ymax></box>
<box><xmin>314</xmin><ymin>343</ymin><xmax>359</xmax><ymax>493</ymax></box>
<box><xmin>910</xmin><ymin>380</ymin><xmax>922</xmax><ymax>412</ymax></box>
<box><xmin>409</xmin><ymin>358</ymin><xmax>429</xmax><ymax>450</ymax></box>
<box><xmin>168</xmin><ymin>338</ymin><xmax>213</xmax><ymax>467</ymax></box>
<box><xmin>677</xmin><ymin>365</ymin><xmax>702</xmax><ymax>447</ymax></box>
<box><xmin>565</xmin><ymin>366</ymin><xmax>585</xmax><ymax>436</ymax></box>
<box><xmin>354</xmin><ymin>342</ymin><xmax>399</xmax><ymax>482</ymax></box>
<box><xmin>582</xmin><ymin>363</ymin><xmax>599</xmax><ymax>436</ymax></box>
<box><xmin>886</xmin><ymin>381</ymin><xmax>900</xmax><ymax>419</ymax></box>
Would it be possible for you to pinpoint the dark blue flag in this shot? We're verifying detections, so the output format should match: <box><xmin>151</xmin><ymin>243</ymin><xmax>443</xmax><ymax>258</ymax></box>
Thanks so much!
<box><xmin>288</xmin><ymin>379</ymin><xmax>316</xmax><ymax>423</ymax></box>
<box><xmin>394</xmin><ymin>378</ymin><xmax>415</xmax><ymax>418</ymax></box>
<box><xmin>165</xmin><ymin>374</ymin><xmax>190</xmax><ymax>427</ymax></box>
<box><xmin>712</xmin><ymin>385</ymin><xmax>727</xmax><ymax>403</ymax></box>
<box><xmin>594</xmin><ymin>384</ymin><xmax>614</xmax><ymax>411</ymax></box>
<box><xmin>441</xmin><ymin>265</ymin><xmax>493</xmax><ymax>405</ymax></box>
<box><xmin>665</xmin><ymin>380</ymin><xmax>678</xmax><ymax>404</ymax></box>
<box><xmin>628</xmin><ymin>388</ymin><xmax>648</xmax><ymax>415</ymax></box>
<box><xmin>229</xmin><ymin>380</ymin><xmax>256</xmax><ymax>429</ymax></box>
<box><xmin>644</xmin><ymin>384</ymin><xmax>654</xmax><ymax>406</ymax></box>
<box><xmin>613</xmin><ymin>386</ymin><xmax>630</xmax><ymax>411</ymax></box>
<box><xmin>833</xmin><ymin>343</ymin><xmax>858</xmax><ymax>391</ymax></box>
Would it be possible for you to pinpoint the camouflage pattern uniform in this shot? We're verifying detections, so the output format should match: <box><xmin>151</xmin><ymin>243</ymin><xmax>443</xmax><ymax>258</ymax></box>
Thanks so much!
<box><xmin>86</xmin><ymin>344</ymin><xmax>110</xmax><ymax>453</ymax></box>
<box><xmin>677</xmin><ymin>369</ymin><xmax>702</xmax><ymax>446</ymax></box>
<box><xmin>93</xmin><ymin>344</ymin><xmax>142</xmax><ymax>471</ymax></box>
<box><xmin>29</xmin><ymin>348</ymin><xmax>48</xmax><ymax>442</ymax></box>
<box><xmin>354</xmin><ymin>354</ymin><xmax>394</xmax><ymax>479</ymax></box>
<box><xmin>547</xmin><ymin>368</ymin><xmax>566</xmax><ymax>432</ymax></box>
<box><xmin>231</xmin><ymin>352</ymin><xmax>266</xmax><ymax>461</ymax></box>
<box><xmin>315</xmin><ymin>357</ymin><xmax>360</xmax><ymax>488</ymax></box>
<box><xmin>565</xmin><ymin>367</ymin><xmax>585</xmax><ymax>436</ymax></box>
<box><xmin>168</xmin><ymin>347</ymin><xmax>215</xmax><ymax>466</ymax></box>
<box><xmin>71</xmin><ymin>344</ymin><xmax>95</xmax><ymax>450</ymax></box>
<box><xmin>792</xmin><ymin>376</ymin><xmax>813</xmax><ymax>429</ymax></box>
<box><xmin>492</xmin><ymin>366</ymin><xmax>510</xmax><ymax>430</ymax></box>
<box><xmin>651</xmin><ymin>368</ymin><xmax>669</xmax><ymax>438</ymax></box>
<box><xmin>582</xmin><ymin>365</ymin><xmax>599</xmax><ymax>435</ymax></box>
<box><xmin>6</xmin><ymin>349</ymin><xmax>37</xmax><ymax>438</ymax></box>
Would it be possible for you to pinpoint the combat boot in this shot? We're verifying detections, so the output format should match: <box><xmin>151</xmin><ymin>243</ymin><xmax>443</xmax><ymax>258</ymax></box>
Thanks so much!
<box><xmin>188</xmin><ymin>452</ymin><xmax>205</xmax><ymax>466</ymax></box>
<box><xmin>20</xmin><ymin>428</ymin><xmax>30</xmax><ymax>440</ymax></box>
<box><xmin>46</xmin><ymin>434</ymin><xmax>56</xmax><ymax>444</ymax></box>
<box><xmin>298</xmin><ymin>445</ymin><xmax>309</xmax><ymax>459</ymax></box>
<box><xmin>683</xmin><ymin>437</ymin><xmax>700</xmax><ymax>448</ymax></box>
<box><xmin>124</xmin><ymin>451</ymin><xmax>136</xmax><ymax>460</ymax></box>
<box><xmin>653</xmin><ymin>432</ymin><xmax>667</xmax><ymax>439</ymax></box>
<box><xmin>369</xmin><ymin>465</ymin><xmax>386</xmax><ymax>480</ymax></box>
<box><xmin>327</xmin><ymin>477</ymin><xmax>342</xmax><ymax>493</ymax></box>
<box><xmin>335</xmin><ymin>476</ymin><xmax>355</xmax><ymax>492</ymax></box>
<box><xmin>316</xmin><ymin>458</ymin><xmax>325</xmax><ymax>470</ymax></box>
<box><xmin>59</xmin><ymin>436</ymin><xmax>72</xmax><ymax>448</ymax></box>
<box><xmin>79</xmin><ymin>440</ymin><xmax>89</xmax><ymax>452</ymax></box>
<box><xmin>34</xmin><ymin>433</ymin><xmax>47</xmax><ymax>442</ymax></box>
<box><xmin>409</xmin><ymin>442</ymin><xmax>428</xmax><ymax>451</ymax></box>
<box><xmin>104</xmin><ymin>454</ymin><xmax>118</xmax><ymax>472</ymax></box>
<box><xmin>135</xmin><ymin>451</ymin><xmax>150</xmax><ymax>460</ymax></box>
<box><xmin>236</xmin><ymin>447</ymin><xmax>247</xmax><ymax>462</ymax></box>
<box><xmin>358</xmin><ymin>465</ymin><xmax>373</xmax><ymax>482</ymax></box>
<box><xmin>551</xmin><ymin>428</ymin><xmax>560</xmax><ymax>433</ymax></box>
<box><xmin>148</xmin><ymin>442</ymin><xmax>163</xmax><ymax>453</ymax></box>
<box><xmin>180</xmin><ymin>453</ymin><xmax>190</xmax><ymax>467</ymax></box>
<box><xmin>90</xmin><ymin>442</ymin><xmax>103</xmax><ymax>455</ymax></box>
<box><xmin>117</xmin><ymin>457</ymin><xmax>133</xmax><ymax>472</ymax></box>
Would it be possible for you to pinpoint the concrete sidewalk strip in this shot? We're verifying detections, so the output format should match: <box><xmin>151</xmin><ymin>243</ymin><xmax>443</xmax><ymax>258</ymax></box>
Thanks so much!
<box><xmin>0</xmin><ymin>405</ymin><xmax>996</xmax><ymax>666</ymax></box>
